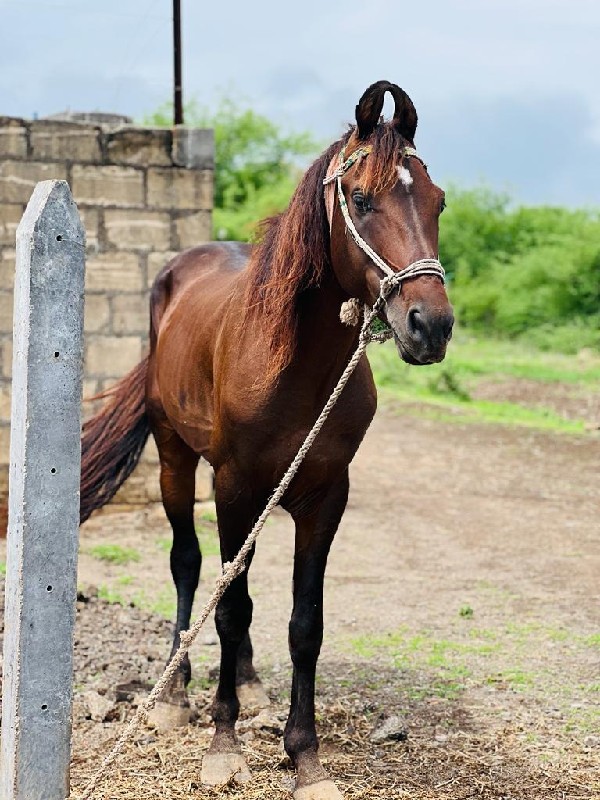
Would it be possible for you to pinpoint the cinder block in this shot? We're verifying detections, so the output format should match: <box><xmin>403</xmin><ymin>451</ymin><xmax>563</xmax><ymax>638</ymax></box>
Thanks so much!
<box><xmin>84</xmin><ymin>294</ymin><xmax>111</xmax><ymax>333</ymax></box>
<box><xmin>147</xmin><ymin>168</ymin><xmax>213</xmax><ymax>210</ymax></box>
<box><xmin>72</xmin><ymin>164</ymin><xmax>144</xmax><ymax>208</ymax></box>
<box><xmin>86</xmin><ymin>252</ymin><xmax>143</xmax><ymax>292</ymax></box>
<box><xmin>0</xmin><ymin>465</ymin><xmax>7</xmax><ymax>503</ymax></box>
<box><xmin>0</xmin><ymin>339</ymin><xmax>12</xmax><ymax>378</ymax></box>
<box><xmin>0</xmin><ymin>425</ymin><xmax>10</xmax><ymax>465</ymax></box>
<box><xmin>147</xmin><ymin>250</ymin><xmax>178</xmax><ymax>288</ymax></box>
<box><xmin>0</xmin><ymin>385</ymin><xmax>10</xmax><ymax>426</ymax></box>
<box><xmin>81</xmin><ymin>379</ymin><xmax>107</xmax><ymax>422</ymax></box>
<box><xmin>82</xmin><ymin>379</ymin><xmax>100</xmax><ymax>402</ymax></box>
<box><xmin>0</xmin><ymin>293</ymin><xmax>13</xmax><ymax>333</ymax></box>
<box><xmin>29</xmin><ymin>120</ymin><xmax>102</xmax><ymax>162</ymax></box>
<box><xmin>79</xmin><ymin>207</ymin><xmax>100</xmax><ymax>252</ymax></box>
<box><xmin>0</xmin><ymin>160</ymin><xmax>67</xmax><ymax>204</ymax></box>
<box><xmin>106</xmin><ymin>128</ymin><xmax>172</xmax><ymax>167</ymax></box>
<box><xmin>111</xmin><ymin>293</ymin><xmax>150</xmax><ymax>335</ymax></box>
<box><xmin>175</xmin><ymin>211</ymin><xmax>212</xmax><ymax>249</ymax></box>
<box><xmin>144</xmin><ymin>435</ymin><xmax>160</xmax><ymax>464</ymax></box>
<box><xmin>104</xmin><ymin>209</ymin><xmax>172</xmax><ymax>251</ymax></box>
<box><xmin>0</xmin><ymin>204</ymin><xmax>24</xmax><ymax>246</ymax></box>
<box><xmin>0</xmin><ymin>249</ymin><xmax>16</xmax><ymax>290</ymax></box>
<box><xmin>112</xmin><ymin>456</ymin><xmax>161</xmax><ymax>504</ymax></box>
<box><xmin>196</xmin><ymin>460</ymin><xmax>214</xmax><ymax>501</ymax></box>
<box><xmin>172</xmin><ymin>128</ymin><xmax>214</xmax><ymax>170</ymax></box>
<box><xmin>86</xmin><ymin>335</ymin><xmax>143</xmax><ymax>378</ymax></box>
<box><xmin>0</xmin><ymin>384</ymin><xmax>11</xmax><ymax>421</ymax></box>
<box><xmin>0</xmin><ymin>118</ymin><xmax>28</xmax><ymax>159</ymax></box>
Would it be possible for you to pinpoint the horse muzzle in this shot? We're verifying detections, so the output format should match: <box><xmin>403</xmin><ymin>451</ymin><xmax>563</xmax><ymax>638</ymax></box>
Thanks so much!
<box><xmin>387</xmin><ymin>301</ymin><xmax>454</xmax><ymax>366</ymax></box>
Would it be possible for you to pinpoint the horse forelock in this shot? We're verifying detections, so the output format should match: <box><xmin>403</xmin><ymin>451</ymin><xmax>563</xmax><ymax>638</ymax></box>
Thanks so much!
<box><xmin>242</xmin><ymin>121</ymin><xmax>408</xmax><ymax>386</ymax></box>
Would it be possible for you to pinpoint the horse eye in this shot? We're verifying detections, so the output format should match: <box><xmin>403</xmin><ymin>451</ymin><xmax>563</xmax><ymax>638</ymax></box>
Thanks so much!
<box><xmin>352</xmin><ymin>191</ymin><xmax>372</xmax><ymax>214</ymax></box>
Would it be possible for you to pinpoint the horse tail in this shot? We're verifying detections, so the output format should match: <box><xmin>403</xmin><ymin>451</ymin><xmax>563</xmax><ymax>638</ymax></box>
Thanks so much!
<box><xmin>80</xmin><ymin>357</ymin><xmax>151</xmax><ymax>524</ymax></box>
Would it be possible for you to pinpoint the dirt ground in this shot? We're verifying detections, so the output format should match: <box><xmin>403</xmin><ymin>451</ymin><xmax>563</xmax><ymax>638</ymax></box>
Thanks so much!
<box><xmin>2</xmin><ymin>405</ymin><xmax>599</xmax><ymax>799</ymax></box>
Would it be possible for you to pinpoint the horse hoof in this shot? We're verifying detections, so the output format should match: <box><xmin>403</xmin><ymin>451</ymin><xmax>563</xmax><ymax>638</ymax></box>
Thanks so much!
<box><xmin>237</xmin><ymin>680</ymin><xmax>270</xmax><ymax>709</ymax></box>
<box><xmin>293</xmin><ymin>779</ymin><xmax>344</xmax><ymax>800</ymax></box>
<box><xmin>146</xmin><ymin>700</ymin><xmax>191</xmax><ymax>731</ymax></box>
<box><xmin>201</xmin><ymin>752</ymin><xmax>251</xmax><ymax>786</ymax></box>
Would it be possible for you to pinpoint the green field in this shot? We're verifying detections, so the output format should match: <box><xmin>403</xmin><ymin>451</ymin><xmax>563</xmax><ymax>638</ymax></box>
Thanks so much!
<box><xmin>368</xmin><ymin>330</ymin><xmax>600</xmax><ymax>433</ymax></box>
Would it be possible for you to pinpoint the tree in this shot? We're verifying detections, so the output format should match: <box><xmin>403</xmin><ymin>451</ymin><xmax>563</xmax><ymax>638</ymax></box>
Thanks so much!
<box><xmin>144</xmin><ymin>97</ymin><xmax>317</xmax><ymax>240</ymax></box>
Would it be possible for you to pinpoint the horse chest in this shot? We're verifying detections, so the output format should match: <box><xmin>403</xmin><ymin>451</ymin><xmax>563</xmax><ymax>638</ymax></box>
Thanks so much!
<box><xmin>226</xmin><ymin>380</ymin><xmax>376</xmax><ymax>493</ymax></box>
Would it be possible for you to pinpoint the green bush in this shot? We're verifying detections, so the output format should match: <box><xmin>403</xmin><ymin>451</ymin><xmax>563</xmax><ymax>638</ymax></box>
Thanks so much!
<box><xmin>441</xmin><ymin>188</ymin><xmax>600</xmax><ymax>351</ymax></box>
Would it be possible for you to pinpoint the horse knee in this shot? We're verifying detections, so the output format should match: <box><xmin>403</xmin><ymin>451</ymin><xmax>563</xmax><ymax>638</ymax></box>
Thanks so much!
<box><xmin>289</xmin><ymin>612</ymin><xmax>323</xmax><ymax>669</ymax></box>
<box><xmin>170</xmin><ymin>536</ymin><xmax>201</xmax><ymax>585</ymax></box>
<box><xmin>215</xmin><ymin>592</ymin><xmax>253</xmax><ymax>645</ymax></box>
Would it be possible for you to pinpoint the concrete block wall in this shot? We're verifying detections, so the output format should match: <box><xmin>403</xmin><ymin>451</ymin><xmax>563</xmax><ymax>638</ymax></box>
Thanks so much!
<box><xmin>0</xmin><ymin>116</ymin><xmax>215</xmax><ymax>510</ymax></box>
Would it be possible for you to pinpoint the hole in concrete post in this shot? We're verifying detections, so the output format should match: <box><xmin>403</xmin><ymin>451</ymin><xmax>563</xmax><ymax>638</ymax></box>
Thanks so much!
<box><xmin>54</xmin><ymin>351</ymin><xmax>59</xmax><ymax>358</ymax></box>
<box><xmin>50</xmin><ymin>467</ymin><xmax>56</xmax><ymax>474</ymax></box>
<box><xmin>46</xmin><ymin>585</ymin><xmax>53</xmax><ymax>592</ymax></box>
<box><xmin>41</xmin><ymin>704</ymin><xmax>48</xmax><ymax>711</ymax></box>
<box><xmin>56</xmin><ymin>235</ymin><xmax>63</xmax><ymax>242</ymax></box>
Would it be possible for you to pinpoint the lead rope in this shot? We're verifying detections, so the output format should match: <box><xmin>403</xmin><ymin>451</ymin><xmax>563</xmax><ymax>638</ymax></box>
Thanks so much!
<box><xmin>72</xmin><ymin>144</ymin><xmax>444</xmax><ymax>800</ymax></box>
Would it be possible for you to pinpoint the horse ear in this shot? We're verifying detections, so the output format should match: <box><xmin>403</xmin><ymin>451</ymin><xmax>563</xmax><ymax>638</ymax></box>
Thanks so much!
<box><xmin>390</xmin><ymin>85</ymin><xmax>418</xmax><ymax>142</ymax></box>
<box><xmin>355</xmin><ymin>80</ymin><xmax>390</xmax><ymax>140</ymax></box>
<box><xmin>355</xmin><ymin>80</ymin><xmax>418</xmax><ymax>142</ymax></box>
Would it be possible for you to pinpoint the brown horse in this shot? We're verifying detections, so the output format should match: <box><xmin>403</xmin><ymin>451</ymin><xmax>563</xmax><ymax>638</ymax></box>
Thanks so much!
<box><xmin>80</xmin><ymin>80</ymin><xmax>453</xmax><ymax>799</ymax></box>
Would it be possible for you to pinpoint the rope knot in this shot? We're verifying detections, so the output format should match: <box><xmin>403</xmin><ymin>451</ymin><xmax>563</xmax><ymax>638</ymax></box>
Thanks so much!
<box><xmin>339</xmin><ymin>298</ymin><xmax>361</xmax><ymax>326</ymax></box>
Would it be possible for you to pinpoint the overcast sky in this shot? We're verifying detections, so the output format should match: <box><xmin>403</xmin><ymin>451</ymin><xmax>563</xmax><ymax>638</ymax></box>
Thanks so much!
<box><xmin>1</xmin><ymin>0</ymin><xmax>599</xmax><ymax>206</ymax></box>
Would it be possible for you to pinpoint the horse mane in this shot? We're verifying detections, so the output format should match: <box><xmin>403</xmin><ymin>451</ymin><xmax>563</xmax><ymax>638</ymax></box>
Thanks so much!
<box><xmin>243</xmin><ymin>120</ymin><xmax>410</xmax><ymax>386</ymax></box>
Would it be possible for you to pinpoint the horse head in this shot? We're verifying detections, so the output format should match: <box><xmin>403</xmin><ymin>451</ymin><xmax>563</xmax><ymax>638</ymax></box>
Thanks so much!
<box><xmin>328</xmin><ymin>80</ymin><xmax>454</xmax><ymax>365</ymax></box>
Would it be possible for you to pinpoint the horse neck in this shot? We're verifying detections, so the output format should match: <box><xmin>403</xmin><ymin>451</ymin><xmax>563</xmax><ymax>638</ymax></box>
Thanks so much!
<box><xmin>292</xmin><ymin>268</ymin><xmax>362</xmax><ymax>387</ymax></box>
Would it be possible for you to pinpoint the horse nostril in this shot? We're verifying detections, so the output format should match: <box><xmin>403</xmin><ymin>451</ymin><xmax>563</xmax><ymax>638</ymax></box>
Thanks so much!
<box><xmin>443</xmin><ymin>314</ymin><xmax>455</xmax><ymax>342</ymax></box>
<box><xmin>406</xmin><ymin>306</ymin><xmax>425</xmax><ymax>342</ymax></box>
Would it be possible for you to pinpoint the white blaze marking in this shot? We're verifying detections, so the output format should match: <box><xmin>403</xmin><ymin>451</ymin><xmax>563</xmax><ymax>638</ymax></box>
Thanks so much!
<box><xmin>397</xmin><ymin>165</ymin><xmax>413</xmax><ymax>187</ymax></box>
<box><xmin>408</xmin><ymin>194</ymin><xmax>430</xmax><ymax>255</ymax></box>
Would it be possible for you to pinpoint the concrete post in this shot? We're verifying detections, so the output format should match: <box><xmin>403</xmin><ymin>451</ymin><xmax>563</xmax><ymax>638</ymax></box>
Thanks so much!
<box><xmin>0</xmin><ymin>181</ymin><xmax>85</xmax><ymax>800</ymax></box>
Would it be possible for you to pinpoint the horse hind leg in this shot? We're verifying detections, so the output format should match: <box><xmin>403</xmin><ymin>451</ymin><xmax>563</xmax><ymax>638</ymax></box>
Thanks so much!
<box><xmin>201</xmin><ymin>466</ymin><xmax>261</xmax><ymax>787</ymax></box>
<box><xmin>148</xmin><ymin>422</ymin><xmax>201</xmax><ymax>729</ymax></box>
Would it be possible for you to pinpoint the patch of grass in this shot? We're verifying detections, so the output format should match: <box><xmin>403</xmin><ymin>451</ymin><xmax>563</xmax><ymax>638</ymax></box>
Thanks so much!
<box><xmin>88</xmin><ymin>544</ymin><xmax>140</xmax><ymax>565</ymax></box>
<box><xmin>383</xmin><ymin>389</ymin><xmax>586</xmax><ymax>434</ymax></box>
<box><xmin>196</xmin><ymin>522</ymin><xmax>221</xmax><ymax>557</ymax></box>
<box><xmin>367</xmin><ymin>333</ymin><xmax>598</xmax><ymax>433</ymax></box>
<box><xmin>97</xmin><ymin>585</ymin><xmax>127</xmax><ymax>605</ymax></box>
<box><xmin>582</xmin><ymin>633</ymin><xmax>600</xmax><ymax>649</ymax></box>
<box><xmin>116</xmin><ymin>575</ymin><xmax>133</xmax><ymax>586</ymax></box>
<box><xmin>198</xmin><ymin>506</ymin><xmax>218</xmax><ymax>524</ymax></box>
<box><xmin>132</xmin><ymin>586</ymin><xmax>176</xmax><ymax>619</ymax></box>
<box><xmin>187</xmin><ymin>675</ymin><xmax>214</xmax><ymax>692</ymax></box>
<box><xmin>349</xmin><ymin>629</ymin><xmax>498</xmax><ymax>700</ymax></box>
<box><xmin>459</xmin><ymin>605</ymin><xmax>474</xmax><ymax>618</ymax></box>
<box><xmin>0</xmin><ymin>561</ymin><xmax>5</xmax><ymax>576</ymax></box>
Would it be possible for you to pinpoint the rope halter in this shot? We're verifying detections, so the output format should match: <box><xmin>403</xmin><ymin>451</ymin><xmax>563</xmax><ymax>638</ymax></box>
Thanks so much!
<box><xmin>323</xmin><ymin>144</ymin><xmax>445</xmax><ymax>334</ymax></box>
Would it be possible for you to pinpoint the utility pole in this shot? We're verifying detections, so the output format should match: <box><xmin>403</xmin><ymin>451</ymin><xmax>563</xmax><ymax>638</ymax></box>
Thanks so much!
<box><xmin>173</xmin><ymin>0</ymin><xmax>183</xmax><ymax>125</ymax></box>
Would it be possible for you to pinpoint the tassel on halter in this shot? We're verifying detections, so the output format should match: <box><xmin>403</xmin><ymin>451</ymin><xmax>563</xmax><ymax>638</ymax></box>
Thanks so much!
<box><xmin>339</xmin><ymin>298</ymin><xmax>361</xmax><ymax>326</ymax></box>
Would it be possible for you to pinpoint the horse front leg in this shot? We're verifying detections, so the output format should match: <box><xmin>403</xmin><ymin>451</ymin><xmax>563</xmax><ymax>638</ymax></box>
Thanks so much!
<box><xmin>284</xmin><ymin>471</ymin><xmax>349</xmax><ymax>800</ymax></box>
